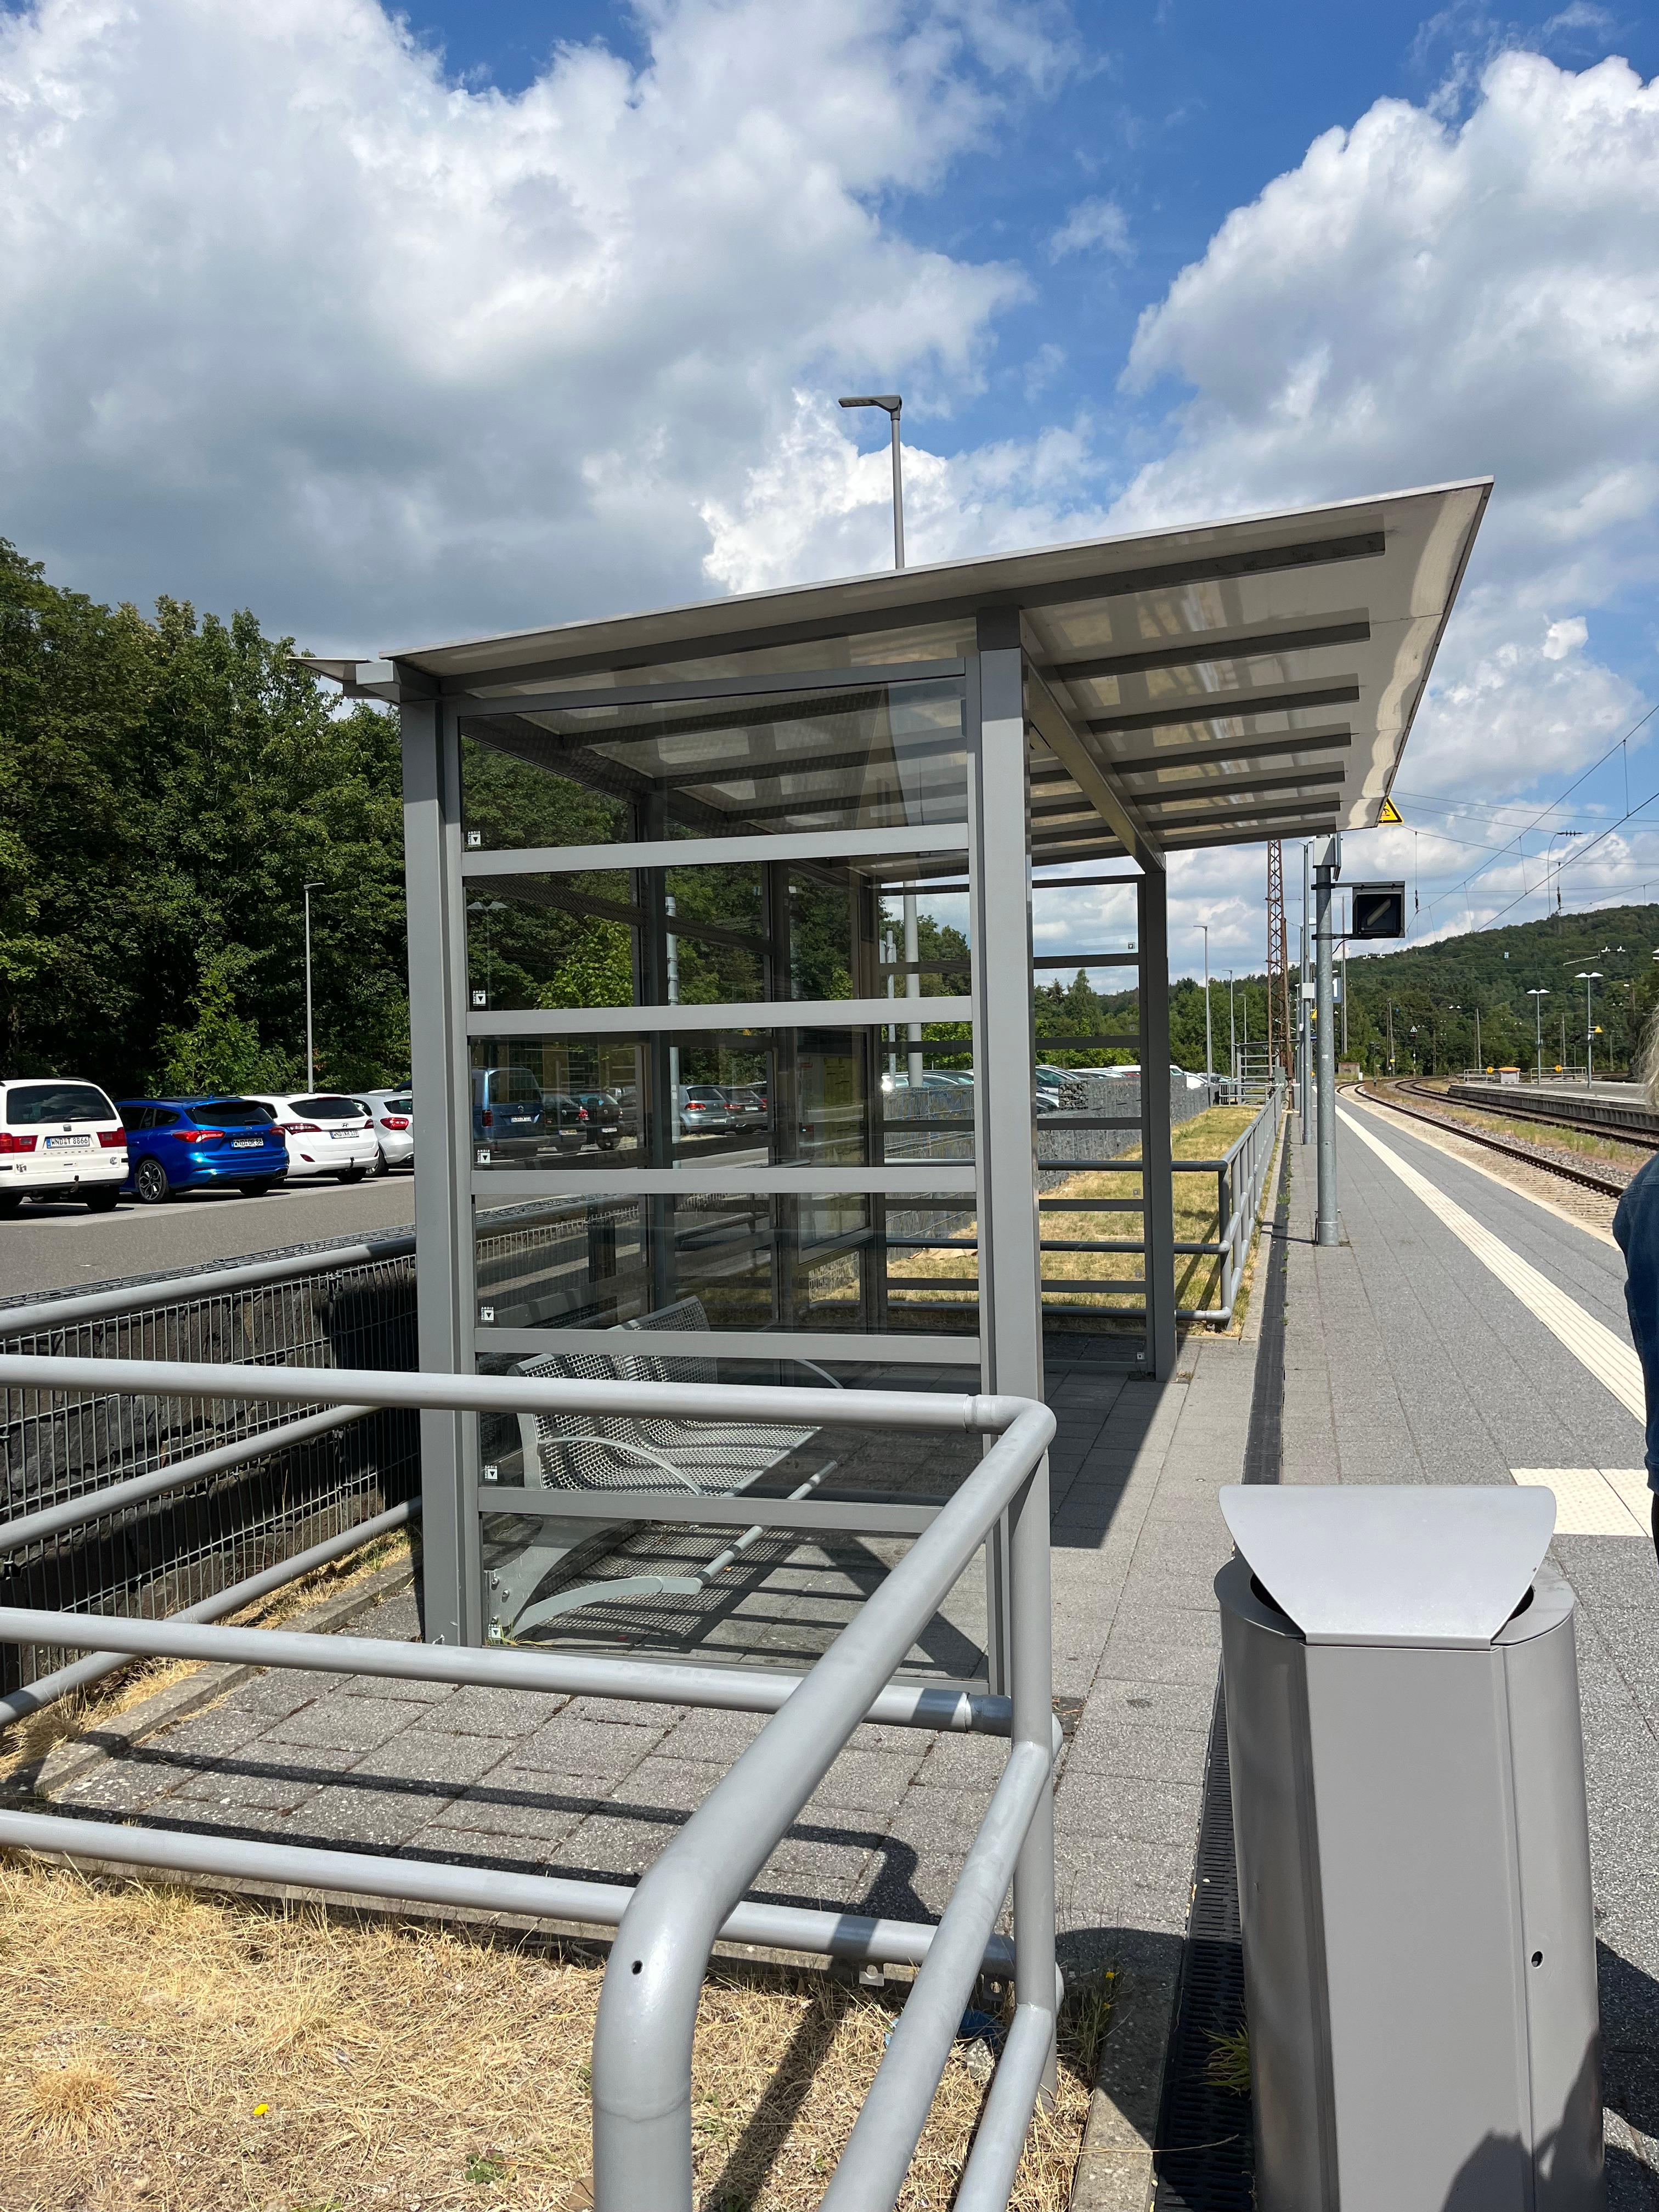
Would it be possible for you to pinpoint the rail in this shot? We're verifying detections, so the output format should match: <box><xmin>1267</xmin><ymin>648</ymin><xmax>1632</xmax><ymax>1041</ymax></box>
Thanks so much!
<box><xmin>0</xmin><ymin>1353</ymin><xmax>1058</xmax><ymax>2212</ymax></box>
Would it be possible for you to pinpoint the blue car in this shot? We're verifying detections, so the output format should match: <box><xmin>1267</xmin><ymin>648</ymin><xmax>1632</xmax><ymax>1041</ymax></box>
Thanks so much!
<box><xmin>116</xmin><ymin>1096</ymin><xmax>290</xmax><ymax>1205</ymax></box>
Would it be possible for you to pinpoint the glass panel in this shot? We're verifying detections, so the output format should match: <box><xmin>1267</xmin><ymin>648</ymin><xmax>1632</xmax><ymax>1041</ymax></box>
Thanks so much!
<box><xmin>471</xmin><ymin>1192</ymin><xmax>981</xmax><ymax>1340</ymax></box>
<box><xmin>472</xmin><ymin>1341</ymin><xmax>987</xmax><ymax>1674</ymax></box>
<box><xmin>466</xmin><ymin>619</ymin><xmax>975</xmax><ymax>697</ymax></box>
<box><xmin>466</xmin><ymin>1032</ymin><xmax>977</xmax><ymax>1170</ymax></box>
<box><xmin>459</xmin><ymin>679</ymin><xmax>968</xmax><ymax>848</ymax></box>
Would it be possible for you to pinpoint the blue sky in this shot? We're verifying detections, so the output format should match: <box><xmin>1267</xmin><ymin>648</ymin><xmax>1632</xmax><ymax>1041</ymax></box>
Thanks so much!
<box><xmin>3</xmin><ymin>0</ymin><xmax>1658</xmax><ymax>977</ymax></box>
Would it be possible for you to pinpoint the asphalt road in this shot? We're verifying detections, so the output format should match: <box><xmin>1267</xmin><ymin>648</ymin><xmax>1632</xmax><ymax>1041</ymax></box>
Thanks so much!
<box><xmin>0</xmin><ymin>1171</ymin><xmax>417</xmax><ymax>1301</ymax></box>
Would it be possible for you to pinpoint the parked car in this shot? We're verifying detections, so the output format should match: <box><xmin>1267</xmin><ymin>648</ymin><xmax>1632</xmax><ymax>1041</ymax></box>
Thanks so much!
<box><xmin>116</xmin><ymin>1096</ymin><xmax>287</xmax><ymax>1205</ymax></box>
<box><xmin>242</xmin><ymin>1093</ymin><xmax>379</xmax><ymax>1182</ymax></box>
<box><xmin>721</xmin><ymin>1084</ymin><xmax>769</xmax><ymax>1129</ymax></box>
<box><xmin>470</xmin><ymin>1065</ymin><xmax>553</xmax><ymax>1163</ymax></box>
<box><xmin>677</xmin><ymin>1083</ymin><xmax>732</xmax><ymax>1135</ymax></box>
<box><xmin>571</xmin><ymin>1090</ymin><xmax>623</xmax><ymax>1150</ymax></box>
<box><xmin>361</xmin><ymin>1088</ymin><xmax>414</xmax><ymax>1173</ymax></box>
<box><xmin>540</xmin><ymin>1092</ymin><xmax>592</xmax><ymax>1155</ymax></box>
<box><xmin>0</xmin><ymin>1078</ymin><xmax>128</xmax><ymax>1213</ymax></box>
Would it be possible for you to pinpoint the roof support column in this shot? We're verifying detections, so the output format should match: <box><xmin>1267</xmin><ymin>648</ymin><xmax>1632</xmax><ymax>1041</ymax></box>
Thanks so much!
<box><xmin>399</xmin><ymin>689</ymin><xmax>481</xmax><ymax>1646</ymax></box>
<box><xmin>1137</xmin><ymin>870</ymin><xmax>1178</xmax><ymax>1381</ymax></box>
<box><xmin>973</xmin><ymin>614</ymin><xmax>1042</xmax><ymax>1689</ymax></box>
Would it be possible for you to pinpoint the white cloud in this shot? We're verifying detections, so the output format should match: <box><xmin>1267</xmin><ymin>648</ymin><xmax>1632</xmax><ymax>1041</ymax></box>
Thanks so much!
<box><xmin>0</xmin><ymin>0</ymin><xmax>1060</xmax><ymax>647</ymax></box>
<box><xmin>1102</xmin><ymin>48</ymin><xmax>1659</xmax><ymax>967</ymax></box>
<box><xmin>1047</xmin><ymin>195</ymin><xmax>1131</xmax><ymax>261</ymax></box>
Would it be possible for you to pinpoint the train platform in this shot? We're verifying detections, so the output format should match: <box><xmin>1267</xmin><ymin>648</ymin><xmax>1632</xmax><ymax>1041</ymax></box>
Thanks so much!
<box><xmin>1288</xmin><ymin>1089</ymin><xmax>1659</xmax><ymax>2203</ymax></box>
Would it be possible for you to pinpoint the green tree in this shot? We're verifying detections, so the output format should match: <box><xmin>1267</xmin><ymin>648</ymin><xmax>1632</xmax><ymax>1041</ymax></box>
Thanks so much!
<box><xmin>157</xmin><ymin>950</ymin><xmax>297</xmax><ymax>1095</ymax></box>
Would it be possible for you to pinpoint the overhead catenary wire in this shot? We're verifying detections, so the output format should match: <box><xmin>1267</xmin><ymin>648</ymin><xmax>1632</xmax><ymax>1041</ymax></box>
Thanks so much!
<box><xmin>1412</xmin><ymin>702</ymin><xmax>1659</xmax><ymax>932</ymax></box>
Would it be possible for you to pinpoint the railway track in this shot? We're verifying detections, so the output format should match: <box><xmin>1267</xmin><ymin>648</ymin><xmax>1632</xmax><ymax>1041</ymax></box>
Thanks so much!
<box><xmin>1352</xmin><ymin>1080</ymin><xmax>1636</xmax><ymax>1200</ymax></box>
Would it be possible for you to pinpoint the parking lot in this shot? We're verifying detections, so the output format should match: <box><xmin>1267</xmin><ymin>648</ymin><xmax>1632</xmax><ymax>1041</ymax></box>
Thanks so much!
<box><xmin>0</xmin><ymin>1172</ymin><xmax>416</xmax><ymax>1301</ymax></box>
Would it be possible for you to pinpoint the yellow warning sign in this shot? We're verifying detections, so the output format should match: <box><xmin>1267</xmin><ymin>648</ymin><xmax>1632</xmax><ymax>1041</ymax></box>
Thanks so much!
<box><xmin>1378</xmin><ymin>795</ymin><xmax>1403</xmax><ymax>826</ymax></box>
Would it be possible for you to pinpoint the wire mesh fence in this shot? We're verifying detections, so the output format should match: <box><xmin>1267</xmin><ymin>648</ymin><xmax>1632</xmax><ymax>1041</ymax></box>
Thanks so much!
<box><xmin>0</xmin><ymin>1245</ymin><xmax>420</xmax><ymax>1694</ymax></box>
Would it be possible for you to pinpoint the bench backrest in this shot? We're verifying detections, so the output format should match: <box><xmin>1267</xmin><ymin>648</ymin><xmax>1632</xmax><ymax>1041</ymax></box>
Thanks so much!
<box><xmin>514</xmin><ymin>1298</ymin><xmax>712</xmax><ymax>1487</ymax></box>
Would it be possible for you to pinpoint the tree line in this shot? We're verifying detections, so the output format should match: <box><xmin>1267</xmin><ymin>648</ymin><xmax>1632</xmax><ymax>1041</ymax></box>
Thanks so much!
<box><xmin>0</xmin><ymin>538</ymin><xmax>409</xmax><ymax>1097</ymax></box>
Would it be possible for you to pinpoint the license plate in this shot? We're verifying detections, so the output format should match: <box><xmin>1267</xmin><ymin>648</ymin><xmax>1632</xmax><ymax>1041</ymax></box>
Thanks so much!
<box><xmin>44</xmin><ymin>1135</ymin><xmax>90</xmax><ymax>1149</ymax></box>
<box><xmin>232</xmin><ymin>1138</ymin><xmax>261</xmax><ymax>1149</ymax></box>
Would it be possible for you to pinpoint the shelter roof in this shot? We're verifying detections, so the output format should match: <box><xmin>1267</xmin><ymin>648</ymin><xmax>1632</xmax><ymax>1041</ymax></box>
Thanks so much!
<box><xmin>301</xmin><ymin>477</ymin><xmax>1489</xmax><ymax>863</ymax></box>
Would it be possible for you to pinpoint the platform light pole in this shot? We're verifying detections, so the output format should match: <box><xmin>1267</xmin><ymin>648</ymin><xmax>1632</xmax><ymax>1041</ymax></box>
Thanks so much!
<box><xmin>1228</xmin><ymin>970</ymin><xmax>1236</xmax><ymax>1092</ymax></box>
<box><xmin>1200</xmin><ymin>923</ymin><xmax>1214</xmax><ymax>1087</ymax></box>
<box><xmin>838</xmin><ymin>393</ymin><xmax>904</xmax><ymax>569</ymax></box>
<box><xmin>1526</xmin><ymin>988</ymin><xmax>1548</xmax><ymax>1085</ymax></box>
<box><xmin>1577</xmin><ymin>970</ymin><xmax>1602</xmax><ymax>1082</ymax></box>
<box><xmin>303</xmin><ymin>879</ymin><xmax>323</xmax><ymax>1091</ymax></box>
<box><xmin>839</xmin><ymin>392</ymin><xmax>919</xmax><ymax>1082</ymax></box>
<box><xmin>1314</xmin><ymin>836</ymin><xmax>1340</xmax><ymax>1248</ymax></box>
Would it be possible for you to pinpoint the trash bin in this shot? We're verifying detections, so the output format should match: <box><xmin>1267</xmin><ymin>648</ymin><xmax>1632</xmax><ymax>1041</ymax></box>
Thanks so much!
<box><xmin>1216</xmin><ymin>1485</ymin><xmax>1603</xmax><ymax>2212</ymax></box>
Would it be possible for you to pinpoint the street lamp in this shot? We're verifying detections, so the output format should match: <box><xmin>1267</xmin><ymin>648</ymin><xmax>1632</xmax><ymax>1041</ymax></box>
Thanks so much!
<box><xmin>1200</xmin><ymin>923</ymin><xmax>1214</xmax><ymax>1086</ymax></box>
<box><xmin>840</xmin><ymin>393</ymin><xmax>916</xmax><ymax>1074</ymax></box>
<box><xmin>303</xmin><ymin>880</ymin><xmax>323</xmax><ymax>1091</ymax></box>
<box><xmin>1576</xmin><ymin>971</ymin><xmax>1602</xmax><ymax>1082</ymax></box>
<box><xmin>1526</xmin><ymin>988</ymin><xmax>1549</xmax><ymax>1085</ymax></box>
<box><xmin>1228</xmin><ymin>970</ymin><xmax>1236</xmax><ymax>1093</ymax></box>
<box><xmin>837</xmin><ymin>393</ymin><xmax>904</xmax><ymax>569</ymax></box>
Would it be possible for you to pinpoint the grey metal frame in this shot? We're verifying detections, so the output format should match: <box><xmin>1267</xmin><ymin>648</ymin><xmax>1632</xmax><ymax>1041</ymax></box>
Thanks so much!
<box><xmin>0</xmin><ymin>1352</ymin><xmax>1058</xmax><ymax>2212</ymax></box>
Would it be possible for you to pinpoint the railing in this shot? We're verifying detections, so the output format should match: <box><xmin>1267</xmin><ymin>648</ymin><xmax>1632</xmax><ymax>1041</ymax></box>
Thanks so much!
<box><xmin>0</xmin><ymin>1353</ymin><xmax>1058</xmax><ymax>2212</ymax></box>
<box><xmin>1173</xmin><ymin>1090</ymin><xmax>1283</xmax><ymax>1323</ymax></box>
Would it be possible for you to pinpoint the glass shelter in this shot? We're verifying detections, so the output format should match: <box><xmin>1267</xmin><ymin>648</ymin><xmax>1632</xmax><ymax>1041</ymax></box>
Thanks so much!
<box><xmin>306</xmin><ymin>477</ymin><xmax>1489</xmax><ymax>1663</ymax></box>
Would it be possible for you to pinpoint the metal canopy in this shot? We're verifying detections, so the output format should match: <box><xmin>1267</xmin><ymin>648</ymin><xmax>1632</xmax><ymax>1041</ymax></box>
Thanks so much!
<box><xmin>304</xmin><ymin>476</ymin><xmax>1488</xmax><ymax>864</ymax></box>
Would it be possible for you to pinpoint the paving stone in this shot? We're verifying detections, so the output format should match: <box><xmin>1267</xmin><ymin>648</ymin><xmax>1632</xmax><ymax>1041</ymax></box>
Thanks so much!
<box><xmin>806</xmin><ymin>1745</ymin><xmax>927</xmax><ymax>1817</ymax></box>
<box><xmin>141</xmin><ymin>1707</ymin><xmax>274</xmax><ymax>1760</ymax></box>
<box><xmin>561</xmin><ymin>1809</ymin><xmax>682</xmax><ymax>1878</ymax></box>
<box><xmin>262</xmin><ymin>1692</ymin><xmax>419</xmax><ymax>1753</ymax></box>
<box><xmin>171</xmin><ymin>1764</ymin><xmax>329</xmax><ymax>1814</ymax></box>
<box><xmin>425</xmin><ymin>1786</ymin><xmax>589</xmax><ymax>1850</ymax></box>
<box><xmin>516</xmin><ymin>1711</ymin><xmax>668</xmax><ymax>1782</ymax></box>
<box><xmin>356</xmin><ymin>1728</ymin><xmax>519</xmax><ymax>1792</ymax></box>
<box><xmin>608</xmin><ymin>1754</ymin><xmax>726</xmax><ymax>1817</ymax></box>
<box><xmin>427</xmin><ymin>1683</ymin><xmax>568</xmax><ymax>1737</ymax></box>
<box><xmin>1056</xmin><ymin>1771</ymin><xmax>1203</xmax><ymax>1847</ymax></box>
<box><xmin>336</xmin><ymin>1673</ymin><xmax>457</xmax><ymax>1705</ymax></box>
<box><xmin>278</xmin><ymin>1785</ymin><xmax>437</xmax><ymax>1853</ymax></box>
<box><xmin>753</xmin><ymin>1831</ymin><xmax>876</xmax><ymax>1911</ymax></box>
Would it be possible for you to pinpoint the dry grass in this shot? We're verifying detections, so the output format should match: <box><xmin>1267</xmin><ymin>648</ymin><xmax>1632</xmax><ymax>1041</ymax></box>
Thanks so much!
<box><xmin>0</xmin><ymin>1863</ymin><xmax>1105</xmax><ymax>2212</ymax></box>
<box><xmin>887</xmin><ymin>1103</ymin><xmax>1261</xmax><ymax>1322</ymax></box>
<box><xmin>0</xmin><ymin>1530</ymin><xmax>414</xmax><ymax>1788</ymax></box>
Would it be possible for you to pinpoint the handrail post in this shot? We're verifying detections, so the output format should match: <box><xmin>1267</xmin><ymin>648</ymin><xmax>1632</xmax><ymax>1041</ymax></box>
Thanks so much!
<box><xmin>1008</xmin><ymin>1434</ymin><xmax>1057</xmax><ymax>2096</ymax></box>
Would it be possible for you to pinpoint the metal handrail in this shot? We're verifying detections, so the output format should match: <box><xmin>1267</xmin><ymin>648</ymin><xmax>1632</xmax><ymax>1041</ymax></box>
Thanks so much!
<box><xmin>0</xmin><ymin>1355</ymin><xmax>1058</xmax><ymax>2212</ymax></box>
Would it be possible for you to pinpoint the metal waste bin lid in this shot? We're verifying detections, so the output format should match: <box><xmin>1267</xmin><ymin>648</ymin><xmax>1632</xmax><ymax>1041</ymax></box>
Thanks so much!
<box><xmin>1220</xmin><ymin>1485</ymin><xmax>1556</xmax><ymax>1648</ymax></box>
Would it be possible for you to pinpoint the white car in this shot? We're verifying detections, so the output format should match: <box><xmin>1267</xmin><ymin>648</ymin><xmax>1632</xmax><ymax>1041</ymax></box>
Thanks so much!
<box><xmin>0</xmin><ymin>1077</ymin><xmax>127</xmax><ymax>1213</ymax></box>
<box><xmin>360</xmin><ymin>1088</ymin><xmax>414</xmax><ymax>1173</ymax></box>
<box><xmin>244</xmin><ymin>1092</ymin><xmax>380</xmax><ymax>1182</ymax></box>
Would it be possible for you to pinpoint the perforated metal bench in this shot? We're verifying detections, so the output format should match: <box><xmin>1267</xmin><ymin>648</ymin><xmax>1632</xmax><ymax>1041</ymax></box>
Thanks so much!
<box><xmin>486</xmin><ymin>1298</ymin><xmax>842</xmax><ymax>1641</ymax></box>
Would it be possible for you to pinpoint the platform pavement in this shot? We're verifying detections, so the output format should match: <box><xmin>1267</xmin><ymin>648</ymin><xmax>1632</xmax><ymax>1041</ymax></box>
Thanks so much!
<box><xmin>12</xmin><ymin>1308</ymin><xmax>1276</xmax><ymax>2204</ymax></box>
<box><xmin>1285</xmin><ymin>1094</ymin><xmax>1659</xmax><ymax>2203</ymax></box>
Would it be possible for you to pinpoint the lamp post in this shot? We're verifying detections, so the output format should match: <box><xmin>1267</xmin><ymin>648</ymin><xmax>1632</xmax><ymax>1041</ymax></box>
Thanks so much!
<box><xmin>1576</xmin><ymin>971</ymin><xmax>1602</xmax><ymax>1082</ymax></box>
<box><xmin>837</xmin><ymin>393</ymin><xmax>904</xmax><ymax>569</ymax></box>
<box><xmin>839</xmin><ymin>392</ymin><xmax>919</xmax><ymax>1081</ymax></box>
<box><xmin>1526</xmin><ymin>989</ymin><xmax>1549</xmax><ymax>1085</ymax></box>
<box><xmin>1228</xmin><ymin>970</ymin><xmax>1236</xmax><ymax>1094</ymax></box>
<box><xmin>303</xmin><ymin>880</ymin><xmax>323</xmax><ymax>1091</ymax></box>
<box><xmin>1200</xmin><ymin>923</ymin><xmax>1214</xmax><ymax>1087</ymax></box>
